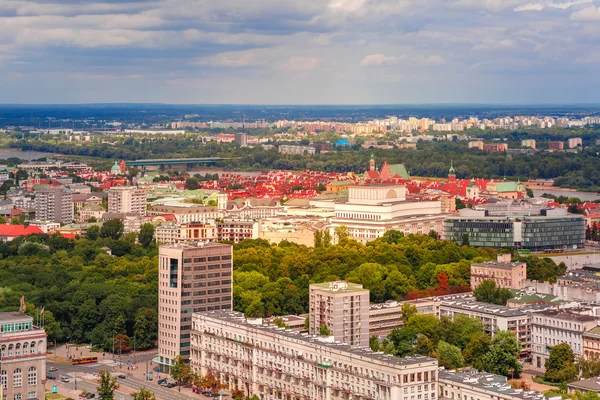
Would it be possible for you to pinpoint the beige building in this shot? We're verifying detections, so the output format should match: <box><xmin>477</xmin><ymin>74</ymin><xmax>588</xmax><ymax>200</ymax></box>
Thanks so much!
<box><xmin>191</xmin><ymin>311</ymin><xmax>439</xmax><ymax>400</ymax></box>
<box><xmin>148</xmin><ymin>203</ymin><xmax>219</xmax><ymax>224</ymax></box>
<box><xmin>470</xmin><ymin>254</ymin><xmax>527</xmax><ymax>290</ymax></box>
<box><xmin>309</xmin><ymin>281</ymin><xmax>370</xmax><ymax>347</ymax></box>
<box><xmin>78</xmin><ymin>204</ymin><xmax>105</xmax><ymax>223</ymax></box>
<box><xmin>107</xmin><ymin>186</ymin><xmax>147</xmax><ymax>216</ymax></box>
<box><xmin>155</xmin><ymin>223</ymin><xmax>218</xmax><ymax>245</ymax></box>
<box><xmin>0</xmin><ymin>312</ymin><xmax>48</xmax><ymax>400</ymax></box>
<box><xmin>156</xmin><ymin>242</ymin><xmax>233</xmax><ymax>371</ymax></box>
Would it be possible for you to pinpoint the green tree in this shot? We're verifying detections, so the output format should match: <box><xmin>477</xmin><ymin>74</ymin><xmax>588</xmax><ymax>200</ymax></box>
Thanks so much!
<box><xmin>304</xmin><ymin>316</ymin><xmax>309</xmax><ymax>331</ymax></box>
<box><xmin>482</xmin><ymin>331</ymin><xmax>522</xmax><ymax>377</ymax></box>
<box><xmin>170</xmin><ymin>355</ymin><xmax>191</xmax><ymax>392</ymax></box>
<box><xmin>473</xmin><ymin>280</ymin><xmax>512</xmax><ymax>305</ymax></box>
<box><xmin>86</xmin><ymin>225</ymin><xmax>100</xmax><ymax>240</ymax></box>
<box><xmin>461</xmin><ymin>233</ymin><xmax>470</xmax><ymax>246</ymax></box>
<box><xmin>138</xmin><ymin>223</ymin><xmax>155</xmax><ymax>248</ymax></box>
<box><xmin>369</xmin><ymin>336</ymin><xmax>380</xmax><ymax>352</ymax></box>
<box><xmin>405</xmin><ymin>314</ymin><xmax>441</xmax><ymax>344</ymax></box>
<box><xmin>134</xmin><ymin>308</ymin><xmax>158</xmax><ymax>350</ymax></box>
<box><xmin>401</xmin><ymin>303</ymin><xmax>417</xmax><ymax>324</ymax></box>
<box><xmin>97</xmin><ymin>370</ymin><xmax>119</xmax><ymax>400</ymax></box>
<box><xmin>0</xmin><ymin>216</ymin><xmax>6</xmax><ymax>224</ymax></box>
<box><xmin>544</xmin><ymin>343</ymin><xmax>577</xmax><ymax>383</ymax></box>
<box><xmin>132</xmin><ymin>387</ymin><xmax>156</xmax><ymax>400</ymax></box>
<box><xmin>437</xmin><ymin>340</ymin><xmax>465</xmax><ymax>370</ymax></box>
<box><xmin>463</xmin><ymin>332</ymin><xmax>491</xmax><ymax>370</ymax></box>
<box><xmin>320</xmin><ymin>324</ymin><xmax>331</xmax><ymax>336</ymax></box>
<box><xmin>100</xmin><ymin>219</ymin><xmax>124</xmax><ymax>240</ymax></box>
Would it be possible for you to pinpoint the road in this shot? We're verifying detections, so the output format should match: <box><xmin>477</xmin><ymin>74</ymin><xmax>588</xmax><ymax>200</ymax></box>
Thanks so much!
<box><xmin>47</xmin><ymin>360</ymin><xmax>222</xmax><ymax>400</ymax></box>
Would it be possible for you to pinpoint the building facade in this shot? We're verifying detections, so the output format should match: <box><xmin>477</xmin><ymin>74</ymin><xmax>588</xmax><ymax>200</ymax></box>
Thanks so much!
<box><xmin>531</xmin><ymin>310</ymin><xmax>597</xmax><ymax>368</ymax></box>
<box><xmin>148</xmin><ymin>204</ymin><xmax>219</xmax><ymax>224</ymax></box>
<box><xmin>309</xmin><ymin>282</ymin><xmax>370</xmax><ymax>347</ymax></box>
<box><xmin>470</xmin><ymin>254</ymin><xmax>527</xmax><ymax>290</ymax></box>
<box><xmin>107</xmin><ymin>186</ymin><xmax>147</xmax><ymax>216</ymax></box>
<box><xmin>157</xmin><ymin>242</ymin><xmax>233</xmax><ymax>371</ymax></box>
<box><xmin>191</xmin><ymin>311</ymin><xmax>439</xmax><ymax>400</ymax></box>
<box><xmin>0</xmin><ymin>312</ymin><xmax>48</xmax><ymax>400</ymax></box>
<box><xmin>33</xmin><ymin>187</ymin><xmax>74</xmax><ymax>224</ymax></box>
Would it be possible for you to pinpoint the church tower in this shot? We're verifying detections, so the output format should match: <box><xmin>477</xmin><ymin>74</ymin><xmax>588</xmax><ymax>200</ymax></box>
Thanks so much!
<box><xmin>448</xmin><ymin>159</ymin><xmax>456</xmax><ymax>182</ymax></box>
<box><xmin>369</xmin><ymin>153</ymin><xmax>375</xmax><ymax>172</ymax></box>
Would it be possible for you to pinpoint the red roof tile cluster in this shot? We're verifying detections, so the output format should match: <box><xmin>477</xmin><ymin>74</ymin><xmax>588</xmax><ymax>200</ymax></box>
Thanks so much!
<box><xmin>0</xmin><ymin>225</ymin><xmax>44</xmax><ymax>237</ymax></box>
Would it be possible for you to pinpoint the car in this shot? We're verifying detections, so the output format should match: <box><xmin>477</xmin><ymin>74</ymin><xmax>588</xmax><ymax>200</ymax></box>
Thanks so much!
<box><xmin>46</xmin><ymin>374</ymin><xmax>56</xmax><ymax>380</ymax></box>
<box><xmin>166</xmin><ymin>383</ymin><xmax>175</xmax><ymax>388</ymax></box>
<box><xmin>61</xmin><ymin>376</ymin><xmax>70</xmax><ymax>383</ymax></box>
<box><xmin>85</xmin><ymin>393</ymin><xmax>95</xmax><ymax>399</ymax></box>
<box><xmin>48</xmin><ymin>366</ymin><xmax>58</xmax><ymax>372</ymax></box>
<box><xmin>157</xmin><ymin>379</ymin><xmax>167</xmax><ymax>386</ymax></box>
<box><xmin>117</xmin><ymin>374</ymin><xmax>126</xmax><ymax>379</ymax></box>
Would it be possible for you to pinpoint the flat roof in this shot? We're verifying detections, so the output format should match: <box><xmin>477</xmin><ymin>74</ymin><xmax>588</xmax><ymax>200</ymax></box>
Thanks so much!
<box><xmin>310</xmin><ymin>282</ymin><xmax>368</xmax><ymax>293</ymax></box>
<box><xmin>159</xmin><ymin>241</ymin><xmax>231</xmax><ymax>250</ymax></box>
<box><xmin>533</xmin><ymin>309</ymin><xmax>596</xmax><ymax>322</ymax></box>
<box><xmin>0</xmin><ymin>312</ymin><xmax>33</xmax><ymax>323</ymax></box>
<box><xmin>440</xmin><ymin>299</ymin><xmax>528</xmax><ymax>317</ymax></box>
<box><xmin>198</xmin><ymin>311</ymin><xmax>437</xmax><ymax>368</ymax></box>
<box><xmin>472</xmin><ymin>261</ymin><xmax>526</xmax><ymax>270</ymax></box>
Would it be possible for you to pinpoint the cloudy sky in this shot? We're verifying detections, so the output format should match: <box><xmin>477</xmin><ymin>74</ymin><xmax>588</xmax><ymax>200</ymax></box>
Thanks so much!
<box><xmin>1</xmin><ymin>0</ymin><xmax>600</xmax><ymax>104</ymax></box>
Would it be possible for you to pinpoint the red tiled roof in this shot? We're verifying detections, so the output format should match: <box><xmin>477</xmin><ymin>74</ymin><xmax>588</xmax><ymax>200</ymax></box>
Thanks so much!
<box><xmin>59</xmin><ymin>233</ymin><xmax>78</xmax><ymax>239</ymax></box>
<box><xmin>0</xmin><ymin>225</ymin><xmax>44</xmax><ymax>237</ymax></box>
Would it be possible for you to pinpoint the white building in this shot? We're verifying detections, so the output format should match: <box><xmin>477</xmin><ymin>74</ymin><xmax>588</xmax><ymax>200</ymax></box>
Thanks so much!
<box><xmin>330</xmin><ymin>185</ymin><xmax>445</xmax><ymax>243</ymax></box>
<box><xmin>531</xmin><ymin>309</ymin><xmax>597</xmax><ymax>369</ymax></box>
<box><xmin>107</xmin><ymin>186</ymin><xmax>147</xmax><ymax>216</ymax></box>
<box><xmin>191</xmin><ymin>311</ymin><xmax>439</xmax><ymax>400</ymax></box>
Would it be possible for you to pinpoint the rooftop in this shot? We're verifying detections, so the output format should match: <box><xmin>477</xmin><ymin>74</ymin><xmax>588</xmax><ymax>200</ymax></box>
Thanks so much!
<box><xmin>310</xmin><ymin>281</ymin><xmax>368</xmax><ymax>293</ymax></box>
<box><xmin>160</xmin><ymin>241</ymin><xmax>232</xmax><ymax>250</ymax></box>
<box><xmin>533</xmin><ymin>309</ymin><xmax>597</xmax><ymax>322</ymax></box>
<box><xmin>199</xmin><ymin>311</ymin><xmax>436</xmax><ymax>368</ymax></box>
<box><xmin>472</xmin><ymin>261</ymin><xmax>526</xmax><ymax>270</ymax></box>
<box><xmin>440</xmin><ymin>299</ymin><xmax>528</xmax><ymax>317</ymax></box>
<box><xmin>0</xmin><ymin>312</ymin><xmax>33</xmax><ymax>323</ymax></box>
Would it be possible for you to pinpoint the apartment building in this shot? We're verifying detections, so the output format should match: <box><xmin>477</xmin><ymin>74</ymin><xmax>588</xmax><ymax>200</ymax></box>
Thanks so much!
<box><xmin>155</xmin><ymin>223</ymin><xmax>219</xmax><ymax>245</ymax></box>
<box><xmin>156</xmin><ymin>242</ymin><xmax>233</xmax><ymax>372</ymax></box>
<box><xmin>439</xmin><ymin>299</ymin><xmax>531</xmax><ymax>356</ymax></box>
<box><xmin>568</xmin><ymin>138</ymin><xmax>582</xmax><ymax>149</ymax></box>
<box><xmin>470</xmin><ymin>254</ymin><xmax>527</xmax><ymax>290</ymax></box>
<box><xmin>531</xmin><ymin>309</ymin><xmax>597</xmax><ymax>368</ymax></box>
<box><xmin>34</xmin><ymin>186</ymin><xmax>74</xmax><ymax>224</ymax></box>
<box><xmin>548</xmin><ymin>141</ymin><xmax>564</xmax><ymax>151</ymax></box>
<box><xmin>217</xmin><ymin>220</ymin><xmax>259</xmax><ymax>243</ymax></box>
<box><xmin>226</xmin><ymin>198</ymin><xmax>282</xmax><ymax>219</ymax></box>
<box><xmin>278</xmin><ymin>145</ymin><xmax>316</xmax><ymax>155</ymax></box>
<box><xmin>309</xmin><ymin>282</ymin><xmax>370</xmax><ymax>347</ymax></box>
<box><xmin>107</xmin><ymin>186</ymin><xmax>147</xmax><ymax>216</ymax></box>
<box><xmin>583</xmin><ymin>326</ymin><xmax>600</xmax><ymax>360</ymax></box>
<box><xmin>439</xmin><ymin>370</ymin><xmax>549</xmax><ymax>400</ymax></box>
<box><xmin>369</xmin><ymin>298</ymin><xmax>447</xmax><ymax>337</ymax></box>
<box><xmin>148</xmin><ymin>203</ymin><xmax>219</xmax><ymax>224</ymax></box>
<box><xmin>191</xmin><ymin>311</ymin><xmax>439</xmax><ymax>400</ymax></box>
<box><xmin>0</xmin><ymin>312</ymin><xmax>48</xmax><ymax>400</ymax></box>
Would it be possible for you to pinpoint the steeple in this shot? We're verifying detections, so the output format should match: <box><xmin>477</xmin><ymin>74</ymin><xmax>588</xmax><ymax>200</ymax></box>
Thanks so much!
<box><xmin>449</xmin><ymin>159</ymin><xmax>455</xmax><ymax>174</ymax></box>
<box><xmin>369</xmin><ymin>153</ymin><xmax>375</xmax><ymax>172</ymax></box>
<box><xmin>448</xmin><ymin>159</ymin><xmax>456</xmax><ymax>182</ymax></box>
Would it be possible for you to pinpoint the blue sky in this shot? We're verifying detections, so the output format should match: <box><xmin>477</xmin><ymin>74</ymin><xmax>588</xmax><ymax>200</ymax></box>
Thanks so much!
<box><xmin>1</xmin><ymin>0</ymin><xmax>599</xmax><ymax>104</ymax></box>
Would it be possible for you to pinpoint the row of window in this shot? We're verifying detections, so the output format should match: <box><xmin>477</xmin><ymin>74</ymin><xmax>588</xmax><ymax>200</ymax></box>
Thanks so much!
<box><xmin>0</xmin><ymin>367</ymin><xmax>37</xmax><ymax>389</ymax></box>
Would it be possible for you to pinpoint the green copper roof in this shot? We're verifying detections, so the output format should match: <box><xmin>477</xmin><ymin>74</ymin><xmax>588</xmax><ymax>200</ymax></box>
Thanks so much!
<box><xmin>388</xmin><ymin>164</ymin><xmax>410</xmax><ymax>180</ymax></box>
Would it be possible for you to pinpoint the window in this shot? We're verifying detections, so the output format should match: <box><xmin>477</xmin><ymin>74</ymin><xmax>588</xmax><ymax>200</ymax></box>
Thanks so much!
<box><xmin>1</xmin><ymin>370</ymin><xmax>7</xmax><ymax>389</ymax></box>
<box><xmin>28</xmin><ymin>392</ymin><xmax>36</xmax><ymax>399</ymax></box>
<box><xmin>13</xmin><ymin>369</ymin><xmax>22</xmax><ymax>388</ymax></box>
<box><xmin>14</xmin><ymin>394</ymin><xmax>22</xmax><ymax>400</ymax></box>
<box><xmin>27</xmin><ymin>367</ymin><xmax>36</xmax><ymax>386</ymax></box>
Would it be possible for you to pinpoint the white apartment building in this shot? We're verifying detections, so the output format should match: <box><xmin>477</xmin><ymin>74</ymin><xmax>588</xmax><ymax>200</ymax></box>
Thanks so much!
<box><xmin>439</xmin><ymin>370</ymin><xmax>551</xmax><ymax>400</ymax></box>
<box><xmin>156</xmin><ymin>242</ymin><xmax>233</xmax><ymax>372</ymax></box>
<box><xmin>34</xmin><ymin>186</ymin><xmax>74</xmax><ymax>224</ymax></box>
<box><xmin>191</xmin><ymin>311</ymin><xmax>439</xmax><ymax>400</ymax></box>
<box><xmin>309</xmin><ymin>282</ymin><xmax>370</xmax><ymax>347</ymax></box>
<box><xmin>531</xmin><ymin>309</ymin><xmax>597</xmax><ymax>369</ymax></box>
<box><xmin>107</xmin><ymin>186</ymin><xmax>147</xmax><ymax>216</ymax></box>
<box><xmin>439</xmin><ymin>300</ymin><xmax>531</xmax><ymax>356</ymax></box>
<box><xmin>329</xmin><ymin>185</ymin><xmax>445</xmax><ymax>243</ymax></box>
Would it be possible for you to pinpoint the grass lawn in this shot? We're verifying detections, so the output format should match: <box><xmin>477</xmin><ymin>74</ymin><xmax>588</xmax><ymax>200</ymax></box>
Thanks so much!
<box><xmin>45</xmin><ymin>393</ymin><xmax>69</xmax><ymax>400</ymax></box>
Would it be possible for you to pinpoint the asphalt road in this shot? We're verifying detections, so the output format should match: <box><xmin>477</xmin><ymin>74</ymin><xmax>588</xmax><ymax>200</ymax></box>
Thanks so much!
<box><xmin>47</xmin><ymin>360</ymin><xmax>217</xmax><ymax>400</ymax></box>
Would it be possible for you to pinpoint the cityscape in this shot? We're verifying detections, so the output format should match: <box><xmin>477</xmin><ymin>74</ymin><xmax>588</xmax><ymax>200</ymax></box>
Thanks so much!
<box><xmin>3</xmin><ymin>1</ymin><xmax>600</xmax><ymax>400</ymax></box>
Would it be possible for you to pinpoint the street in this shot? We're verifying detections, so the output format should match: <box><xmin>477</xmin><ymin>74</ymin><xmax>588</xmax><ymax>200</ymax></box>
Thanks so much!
<box><xmin>48</xmin><ymin>359</ymin><xmax>224</xmax><ymax>400</ymax></box>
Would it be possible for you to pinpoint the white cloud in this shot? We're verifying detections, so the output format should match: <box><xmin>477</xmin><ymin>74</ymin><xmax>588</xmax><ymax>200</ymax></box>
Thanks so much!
<box><xmin>280</xmin><ymin>57</ymin><xmax>319</xmax><ymax>72</ymax></box>
<box><xmin>360</xmin><ymin>53</ymin><xmax>398</xmax><ymax>67</ymax></box>
<box><xmin>570</xmin><ymin>6</ymin><xmax>600</xmax><ymax>21</ymax></box>
<box><xmin>328</xmin><ymin>0</ymin><xmax>367</xmax><ymax>13</ymax></box>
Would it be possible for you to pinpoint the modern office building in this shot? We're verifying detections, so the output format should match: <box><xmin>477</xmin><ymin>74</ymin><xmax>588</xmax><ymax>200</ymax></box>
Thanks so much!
<box><xmin>531</xmin><ymin>309</ymin><xmax>597</xmax><ymax>368</ymax></box>
<box><xmin>34</xmin><ymin>186</ymin><xmax>74</xmax><ymax>224</ymax></box>
<box><xmin>0</xmin><ymin>312</ymin><xmax>48</xmax><ymax>400</ymax></box>
<box><xmin>156</xmin><ymin>242</ymin><xmax>233</xmax><ymax>372</ymax></box>
<box><xmin>444</xmin><ymin>208</ymin><xmax>584</xmax><ymax>250</ymax></box>
<box><xmin>107</xmin><ymin>186</ymin><xmax>147</xmax><ymax>216</ymax></box>
<box><xmin>309</xmin><ymin>281</ymin><xmax>370</xmax><ymax>347</ymax></box>
<box><xmin>330</xmin><ymin>185</ymin><xmax>446</xmax><ymax>243</ymax></box>
<box><xmin>470</xmin><ymin>254</ymin><xmax>527</xmax><ymax>290</ymax></box>
<box><xmin>191</xmin><ymin>311</ymin><xmax>439</xmax><ymax>400</ymax></box>
<box><xmin>439</xmin><ymin>299</ymin><xmax>531</xmax><ymax>356</ymax></box>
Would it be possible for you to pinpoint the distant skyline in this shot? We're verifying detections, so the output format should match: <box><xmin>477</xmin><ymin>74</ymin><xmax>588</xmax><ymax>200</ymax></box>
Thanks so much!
<box><xmin>1</xmin><ymin>0</ymin><xmax>600</xmax><ymax>104</ymax></box>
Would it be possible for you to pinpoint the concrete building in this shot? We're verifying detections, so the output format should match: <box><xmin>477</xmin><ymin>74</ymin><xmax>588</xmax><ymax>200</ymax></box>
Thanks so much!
<box><xmin>531</xmin><ymin>309</ymin><xmax>597</xmax><ymax>368</ymax></box>
<box><xmin>309</xmin><ymin>281</ymin><xmax>370</xmax><ymax>347</ymax></box>
<box><xmin>107</xmin><ymin>186</ymin><xmax>147</xmax><ymax>216</ymax></box>
<box><xmin>34</xmin><ymin>186</ymin><xmax>74</xmax><ymax>224</ymax></box>
<box><xmin>0</xmin><ymin>312</ymin><xmax>48</xmax><ymax>400</ymax></box>
<box><xmin>190</xmin><ymin>311</ymin><xmax>439</xmax><ymax>400</ymax></box>
<box><xmin>278</xmin><ymin>145</ymin><xmax>316</xmax><ymax>155</ymax></box>
<box><xmin>568</xmin><ymin>138</ymin><xmax>582</xmax><ymax>149</ymax></box>
<box><xmin>330</xmin><ymin>185</ymin><xmax>446</xmax><ymax>243</ymax></box>
<box><xmin>225</xmin><ymin>198</ymin><xmax>282</xmax><ymax>220</ymax></box>
<box><xmin>521</xmin><ymin>139</ymin><xmax>536</xmax><ymax>149</ymax></box>
<box><xmin>234</xmin><ymin>132</ymin><xmax>248</xmax><ymax>147</ymax></box>
<box><xmin>155</xmin><ymin>222</ymin><xmax>219</xmax><ymax>245</ymax></box>
<box><xmin>548</xmin><ymin>141</ymin><xmax>564</xmax><ymax>151</ymax></box>
<box><xmin>583</xmin><ymin>326</ymin><xmax>600</xmax><ymax>360</ymax></box>
<box><xmin>439</xmin><ymin>369</ymin><xmax>552</xmax><ymax>400</ymax></box>
<box><xmin>217</xmin><ymin>220</ymin><xmax>259</xmax><ymax>243</ymax></box>
<box><xmin>78</xmin><ymin>204</ymin><xmax>105</xmax><ymax>223</ymax></box>
<box><xmin>471</xmin><ymin>254</ymin><xmax>527</xmax><ymax>290</ymax></box>
<box><xmin>484</xmin><ymin>143</ymin><xmax>508</xmax><ymax>153</ymax></box>
<box><xmin>156</xmin><ymin>242</ymin><xmax>233</xmax><ymax>371</ymax></box>
<box><xmin>148</xmin><ymin>203</ymin><xmax>220</xmax><ymax>224</ymax></box>
<box><xmin>439</xmin><ymin>299</ymin><xmax>531</xmax><ymax>356</ymax></box>
<box><xmin>468</xmin><ymin>141</ymin><xmax>484</xmax><ymax>150</ymax></box>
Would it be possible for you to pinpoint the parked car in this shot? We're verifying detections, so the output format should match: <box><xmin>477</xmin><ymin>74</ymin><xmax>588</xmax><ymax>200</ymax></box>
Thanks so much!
<box><xmin>46</xmin><ymin>374</ymin><xmax>56</xmax><ymax>380</ymax></box>
<box><xmin>85</xmin><ymin>393</ymin><xmax>95</xmax><ymax>399</ymax></box>
<box><xmin>157</xmin><ymin>379</ymin><xmax>167</xmax><ymax>386</ymax></box>
<box><xmin>61</xmin><ymin>376</ymin><xmax>70</xmax><ymax>383</ymax></box>
<box><xmin>48</xmin><ymin>366</ymin><xmax>58</xmax><ymax>372</ymax></box>
<box><xmin>117</xmin><ymin>374</ymin><xmax>126</xmax><ymax>379</ymax></box>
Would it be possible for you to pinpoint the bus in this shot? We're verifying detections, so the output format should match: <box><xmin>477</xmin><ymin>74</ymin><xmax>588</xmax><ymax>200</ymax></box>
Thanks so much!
<box><xmin>72</xmin><ymin>356</ymin><xmax>98</xmax><ymax>365</ymax></box>
<box><xmin>518</xmin><ymin>249</ymin><xmax>532</xmax><ymax>255</ymax></box>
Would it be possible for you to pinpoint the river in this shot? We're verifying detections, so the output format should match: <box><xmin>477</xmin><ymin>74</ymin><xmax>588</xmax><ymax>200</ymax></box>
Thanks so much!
<box><xmin>0</xmin><ymin>149</ymin><xmax>52</xmax><ymax>161</ymax></box>
<box><xmin>533</xmin><ymin>189</ymin><xmax>600</xmax><ymax>201</ymax></box>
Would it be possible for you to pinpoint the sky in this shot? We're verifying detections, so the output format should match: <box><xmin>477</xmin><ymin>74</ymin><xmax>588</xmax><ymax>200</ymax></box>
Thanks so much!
<box><xmin>1</xmin><ymin>0</ymin><xmax>600</xmax><ymax>104</ymax></box>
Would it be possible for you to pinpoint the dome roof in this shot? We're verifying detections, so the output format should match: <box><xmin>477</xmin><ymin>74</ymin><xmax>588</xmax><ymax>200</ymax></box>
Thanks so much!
<box><xmin>111</xmin><ymin>161</ymin><xmax>121</xmax><ymax>173</ymax></box>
